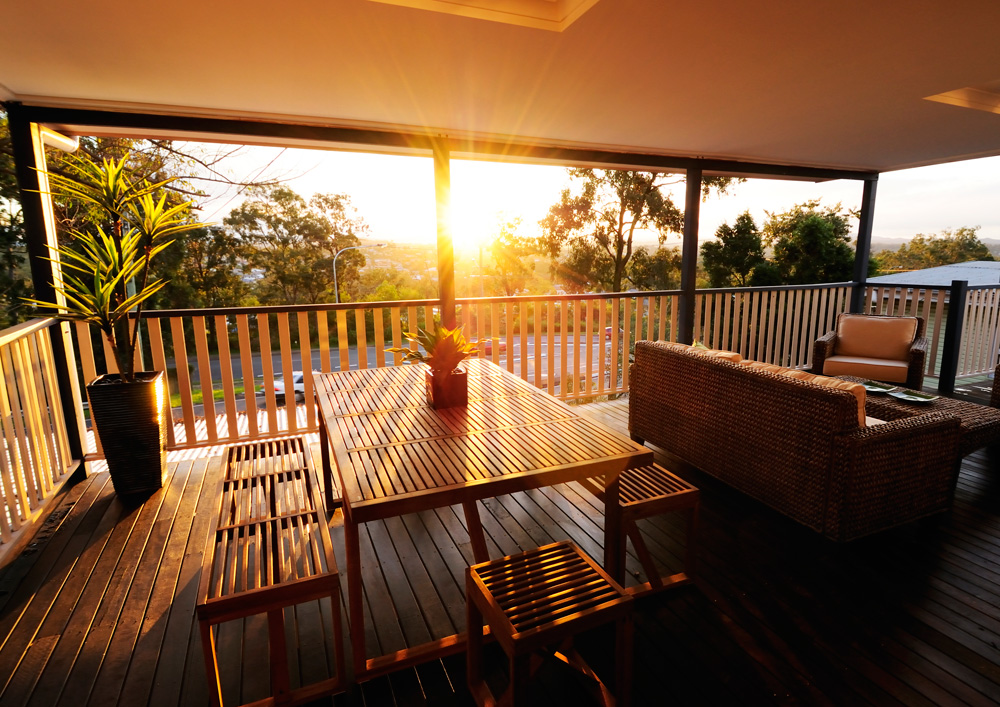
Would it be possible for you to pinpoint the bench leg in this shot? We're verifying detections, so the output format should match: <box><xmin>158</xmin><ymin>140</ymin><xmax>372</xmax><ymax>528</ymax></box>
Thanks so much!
<box><xmin>199</xmin><ymin>620</ymin><xmax>224</xmax><ymax>707</ymax></box>
<box><xmin>268</xmin><ymin>609</ymin><xmax>291</xmax><ymax>702</ymax></box>
<box><xmin>345</xmin><ymin>518</ymin><xmax>366</xmax><ymax>678</ymax></box>
<box><xmin>616</xmin><ymin>615</ymin><xmax>633</xmax><ymax>707</ymax></box>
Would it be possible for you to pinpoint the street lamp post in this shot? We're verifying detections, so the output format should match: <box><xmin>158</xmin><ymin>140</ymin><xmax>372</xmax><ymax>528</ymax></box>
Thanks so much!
<box><xmin>333</xmin><ymin>243</ymin><xmax>387</xmax><ymax>303</ymax></box>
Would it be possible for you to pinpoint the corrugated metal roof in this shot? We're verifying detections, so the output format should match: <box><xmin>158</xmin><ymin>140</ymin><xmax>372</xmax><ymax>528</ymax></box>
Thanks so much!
<box><xmin>868</xmin><ymin>261</ymin><xmax>1000</xmax><ymax>287</ymax></box>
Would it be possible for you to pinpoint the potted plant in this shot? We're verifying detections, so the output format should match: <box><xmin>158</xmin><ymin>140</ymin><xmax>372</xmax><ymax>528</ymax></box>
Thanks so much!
<box><xmin>389</xmin><ymin>321</ymin><xmax>479</xmax><ymax>408</ymax></box>
<box><xmin>27</xmin><ymin>153</ymin><xmax>203</xmax><ymax>496</ymax></box>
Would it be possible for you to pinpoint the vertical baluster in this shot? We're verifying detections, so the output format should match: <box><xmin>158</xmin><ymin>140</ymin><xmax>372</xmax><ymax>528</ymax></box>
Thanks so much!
<box><xmin>169</xmin><ymin>317</ymin><xmax>198</xmax><ymax>446</ymax></box>
<box><xmin>215</xmin><ymin>315</ymin><xmax>240</xmax><ymax>442</ymax></box>
<box><xmin>236</xmin><ymin>314</ymin><xmax>260</xmax><ymax>439</ymax></box>
<box><xmin>193</xmin><ymin>316</ymin><xmax>218</xmax><ymax>444</ymax></box>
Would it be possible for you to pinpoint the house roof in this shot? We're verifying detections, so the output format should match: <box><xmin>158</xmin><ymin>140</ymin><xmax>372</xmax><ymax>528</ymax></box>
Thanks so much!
<box><xmin>3</xmin><ymin>0</ymin><xmax>1000</xmax><ymax>173</ymax></box>
<box><xmin>869</xmin><ymin>261</ymin><xmax>1000</xmax><ymax>287</ymax></box>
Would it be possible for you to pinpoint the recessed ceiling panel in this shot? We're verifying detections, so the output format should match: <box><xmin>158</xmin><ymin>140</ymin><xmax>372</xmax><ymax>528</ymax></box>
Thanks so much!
<box><xmin>367</xmin><ymin>0</ymin><xmax>601</xmax><ymax>31</ymax></box>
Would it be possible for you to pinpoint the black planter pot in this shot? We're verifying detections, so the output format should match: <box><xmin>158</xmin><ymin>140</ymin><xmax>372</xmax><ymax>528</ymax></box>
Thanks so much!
<box><xmin>425</xmin><ymin>368</ymin><xmax>468</xmax><ymax>409</ymax></box>
<box><xmin>87</xmin><ymin>370</ymin><xmax>167</xmax><ymax>497</ymax></box>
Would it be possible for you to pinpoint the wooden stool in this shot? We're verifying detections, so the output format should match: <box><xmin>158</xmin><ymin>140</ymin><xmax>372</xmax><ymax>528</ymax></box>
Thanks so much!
<box><xmin>197</xmin><ymin>438</ymin><xmax>344</xmax><ymax>707</ymax></box>
<box><xmin>466</xmin><ymin>541</ymin><xmax>633</xmax><ymax>707</ymax></box>
<box><xmin>580</xmin><ymin>464</ymin><xmax>699</xmax><ymax>596</ymax></box>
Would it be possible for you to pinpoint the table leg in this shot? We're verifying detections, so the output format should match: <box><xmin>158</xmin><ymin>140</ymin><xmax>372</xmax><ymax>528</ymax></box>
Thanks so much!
<box><xmin>344</xmin><ymin>516</ymin><xmax>366</xmax><ymax>678</ymax></box>
<box><xmin>604</xmin><ymin>472</ymin><xmax>625</xmax><ymax>585</ymax></box>
<box><xmin>319</xmin><ymin>413</ymin><xmax>341</xmax><ymax>509</ymax></box>
<box><xmin>462</xmin><ymin>500</ymin><xmax>490</xmax><ymax>564</ymax></box>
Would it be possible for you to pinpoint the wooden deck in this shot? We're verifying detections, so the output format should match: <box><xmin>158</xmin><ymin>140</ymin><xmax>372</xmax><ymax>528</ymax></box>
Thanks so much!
<box><xmin>1</xmin><ymin>399</ymin><xmax>999</xmax><ymax>706</ymax></box>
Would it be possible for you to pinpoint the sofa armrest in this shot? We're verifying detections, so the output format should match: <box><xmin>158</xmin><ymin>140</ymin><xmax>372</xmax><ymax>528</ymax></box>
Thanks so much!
<box><xmin>812</xmin><ymin>330</ymin><xmax>837</xmax><ymax>374</ymax></box>
<box><xmin>906</xmin><ymin>336</ymin><xmax>929</xmax><ymax>389</ymax></box>
<box><xmin>827</xmin><ymin>412</ymin><xmax>961</xmax><ymax>541</ymax></box>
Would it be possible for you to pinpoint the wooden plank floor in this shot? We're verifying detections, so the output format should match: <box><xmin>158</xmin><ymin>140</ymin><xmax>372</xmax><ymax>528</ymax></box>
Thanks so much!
<box><xmin>1</xmin><ymin>399</ymin><xmax>999</xmax><ymax>706</ymax></box>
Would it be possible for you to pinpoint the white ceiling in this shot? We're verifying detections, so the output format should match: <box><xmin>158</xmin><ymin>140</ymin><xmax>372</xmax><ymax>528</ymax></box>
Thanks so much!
<box><xmin>3</xmin><ymin>0</ymin><xmax>1000</xmax><ymax>173</ymax></box>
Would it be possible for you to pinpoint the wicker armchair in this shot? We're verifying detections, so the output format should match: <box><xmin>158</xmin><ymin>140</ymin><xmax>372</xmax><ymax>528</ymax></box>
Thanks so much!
<box><xmin>812</xmin><ymin>313</ymin><xmax>927</xmax><ymax>390</ymax></box>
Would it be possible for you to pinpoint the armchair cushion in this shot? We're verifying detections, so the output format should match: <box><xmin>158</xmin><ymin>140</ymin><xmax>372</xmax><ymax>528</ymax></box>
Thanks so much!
<box><xmin>822</xmin><ymin>355</ymin><xmax>910</xmax><ymax>383</ymax></box>
<box><xmin>835</xmin><ymin>314</ymin><xmax>919</xmax><ymax>360</ymax></box>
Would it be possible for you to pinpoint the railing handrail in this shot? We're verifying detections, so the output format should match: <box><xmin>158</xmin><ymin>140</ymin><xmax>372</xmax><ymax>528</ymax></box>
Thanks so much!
<box><xmin>0</xmin><ymin>317</ymin><xmax>56</xmax><ymax>347</ymax></box>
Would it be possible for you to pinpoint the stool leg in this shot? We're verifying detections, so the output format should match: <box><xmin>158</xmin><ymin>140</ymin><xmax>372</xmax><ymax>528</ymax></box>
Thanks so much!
<box><xmin>616</xmin><ymin>615</ymin><xmax>633</xmax><ymax>707</ymax></box>
<box><xmin>507</xmin><ymin>652</ymin><xmax>531</xmax><ymax>706</ymax></box>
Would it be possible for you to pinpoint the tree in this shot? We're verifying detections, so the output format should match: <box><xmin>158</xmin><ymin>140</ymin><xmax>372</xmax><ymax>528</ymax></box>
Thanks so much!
<box><xmin>874</xmin><ymin>226</ymin><xmax>994</xmax><ymax>272</ymax></box>
<box><xmin>701</xmin><ymin>212</ymin><xmax>767</xmax><ymax>287</ymax></box>
<box><xmin>485</xmin><ymin>218</ymin><xmax>537</xmax><ymax>296</ymax></box>
<box><xmin>764</xmin><ymin>201</ymin><xmax>855</xmax><ymax>284</ymax></box>
<box><xmin>224</xmin><ymin>187</ymin><xmax>368</xmax><ymax>304</ymax></box>
<box><xmin>627</xmin><ymin>246</ymin><xmax>682</xmax><ymax>290</ymax></box>
<box><xmin>154</xmin><ymin>226</ymin><xmax>254</xmax><ymax>309</ymax></box>
<box><xmin>539</xmin><ymin>169</ymin><xmax>739</xmax><ymax>293</ymax></box>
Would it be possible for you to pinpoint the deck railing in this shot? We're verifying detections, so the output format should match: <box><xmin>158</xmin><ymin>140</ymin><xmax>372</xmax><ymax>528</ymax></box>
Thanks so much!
<box><xmin>0</xmin><ymin>319</ymin><xmax>80</xmax><ymax>562</ymax></box>
<box><xmin>862</xmin><ymin>282</ymin><xmax>1000</xmax><ymax>379</ymax></box>
<box><xmin>64</xmin><ymin>281</ymin><xmax>998</xmax><ymax>453</ymax></box>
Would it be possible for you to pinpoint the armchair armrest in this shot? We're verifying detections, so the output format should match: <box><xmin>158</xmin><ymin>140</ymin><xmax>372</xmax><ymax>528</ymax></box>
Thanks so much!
<box><xmin>811</xmin><ymin>330</ymin><xmax>837</xmax><ymax>374</ymax></box>
<box><xmin>827</xmin><ymin>412</ymin><xmax>961</xmax><ymax>541</ymax></box>
<box><xmin>993</xmin><ymin>364</ymin><xmax>1000</xmax><ymax>409</ymax></box>
<box><xmin>906</xmin><ymin>336</ymin><xmax>929</xmax><ymax>389</ymax></box>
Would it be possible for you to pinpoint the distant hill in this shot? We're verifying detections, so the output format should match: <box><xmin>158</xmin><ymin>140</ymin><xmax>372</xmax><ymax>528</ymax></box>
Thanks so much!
<box><xmin>870</xmin><ymin>238</ymin><xmax>1000</xmax><ymax>258</ymax></box>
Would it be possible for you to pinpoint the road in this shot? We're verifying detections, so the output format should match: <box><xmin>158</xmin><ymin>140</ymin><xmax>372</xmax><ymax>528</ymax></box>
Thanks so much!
<box><xmin>169</xmin><ymin>335</ymin><xmax>623</xmax><ymax>388</ymax></box>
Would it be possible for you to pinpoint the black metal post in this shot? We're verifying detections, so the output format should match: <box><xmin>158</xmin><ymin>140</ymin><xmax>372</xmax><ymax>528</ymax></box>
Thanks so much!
<box><xmin>937</xmin><ymin>279</ymin><xmax>968</xmax><ymax>395</ymax></box>
<box><xmin>678</xmin><ymin>167</ymin><xmax>702</xmax><ymax>344</ymax></box>
<box><xmin>433</xmin><ymin>140</ymin><xmax>456</xmax><ymax>329</ymax></box>
<box><xmin>850</xmin><ymin>178</ymin><xmax>878</xmax><ymax>313</ymax></box>
<box><xmin>677</xmin><ymin>167</ymin><xmax>702</xmax><ymax>344</ymax></box>
<box><xmin>6</xmin><ymin>103</ymin><xmax>87</xmax><ymax>464</ymax></box>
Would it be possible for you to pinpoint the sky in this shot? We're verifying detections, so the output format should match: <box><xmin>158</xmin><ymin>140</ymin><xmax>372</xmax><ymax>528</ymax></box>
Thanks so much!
<box><xmin>192</xmin><ymin>144</ymin><xmax>1000</xmax><ymax>253</ymax></box>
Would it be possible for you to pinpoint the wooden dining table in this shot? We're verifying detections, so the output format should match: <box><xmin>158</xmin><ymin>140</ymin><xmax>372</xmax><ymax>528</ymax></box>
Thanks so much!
<box><xmin>314</xmin><ymin>357</ymin><xmax>653</xmax><ymax>679</ymax></box>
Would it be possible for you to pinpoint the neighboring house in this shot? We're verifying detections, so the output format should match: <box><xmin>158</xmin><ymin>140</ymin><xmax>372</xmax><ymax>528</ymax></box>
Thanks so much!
<box><xmin>868</xmin><ymin>260</ymin><xmax>1000</xmax><ymax>287</ymax></box>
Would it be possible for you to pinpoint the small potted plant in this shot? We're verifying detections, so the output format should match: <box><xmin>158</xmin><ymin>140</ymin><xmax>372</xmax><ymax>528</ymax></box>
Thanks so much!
<box><xmin>389</xmin><ymin>321</ymin><xmax>479</xmax><ymax>408</ymax></box>
<box><xmin>27</xmin><ymin>153</ymin><xmax>203</xmax><ymax>496</ymax></box>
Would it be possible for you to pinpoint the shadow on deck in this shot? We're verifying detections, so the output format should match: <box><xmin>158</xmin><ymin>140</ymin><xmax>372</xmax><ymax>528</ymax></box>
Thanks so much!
<box><xmin>2</xmin><ymin>399</ymin><xmax>999</xmax><ymax>706</ymax></box>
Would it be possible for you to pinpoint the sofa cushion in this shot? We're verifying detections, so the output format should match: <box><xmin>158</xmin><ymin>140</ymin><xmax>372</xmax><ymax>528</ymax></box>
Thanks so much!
<box><xmin>835</xmin><ymin>314</ymin><xmax>918</xmax><ymax>360</ymax></box>
<box><xmin>741</xmin><ymin>359</ymin><xmax>867</xmax><ymax>425</ymax></box>
<box><xmin>665</xmin><ymin>341</ymin><xmax>743</xmax><ymax>363</ymax></box>
<box><xmin>822</xmin><ymin>355</ymin><xmax>909</xmax><ymax>384</ymax></box>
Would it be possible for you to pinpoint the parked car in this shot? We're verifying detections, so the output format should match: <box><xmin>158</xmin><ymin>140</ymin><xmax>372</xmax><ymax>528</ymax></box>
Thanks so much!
<box><xmin>273</xmin><ymin>371</ymin><xmax>315</xmax><ymax>402</ymax></box>
<box><xmin>482</xmin><ymin>339</ymin><xmax>507</xmax><ymax>355</ymax></box>
<box><xmin>606</xmin><ymin>327</ymin><xmax>625</xmax><ymax>339</ymax></box>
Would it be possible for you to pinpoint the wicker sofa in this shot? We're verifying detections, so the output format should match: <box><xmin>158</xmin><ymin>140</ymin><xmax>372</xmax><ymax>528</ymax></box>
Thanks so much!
<box><xmin>629</xmin><ymin>341</ymin><xmax>963</xmax><ymax>542</ymax></box>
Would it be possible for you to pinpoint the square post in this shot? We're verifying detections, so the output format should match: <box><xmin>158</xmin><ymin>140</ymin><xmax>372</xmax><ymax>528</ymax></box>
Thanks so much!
<box><xmin>850</xmin><ymin>177</ymin><xmax>878</xmax><ymax>313</ymax></box>
<box><xmin>937</xmin><ymin>279</ymin><xmax>968</xmax><ymax>395</ymax></box>
<box><xmin>6</xmin><ymin>103</ymin><xmax>87</xmax><ymax>464</ymax></box>
<box><xmin>678</xmin><ymin>167</ymin><xmax>702</xmax><ymax>344</ymax></box>
<box><xmin>433</xmin><ymin>140</ymin><xmax>456</xmax><ymax>328</ymax></box>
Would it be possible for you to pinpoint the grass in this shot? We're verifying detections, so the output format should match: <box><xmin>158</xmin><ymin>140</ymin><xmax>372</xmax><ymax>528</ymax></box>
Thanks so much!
<box><xmin>169</xmin><ymin>382</ymin><xmax>249</xmax><ymax>408</ymax></box>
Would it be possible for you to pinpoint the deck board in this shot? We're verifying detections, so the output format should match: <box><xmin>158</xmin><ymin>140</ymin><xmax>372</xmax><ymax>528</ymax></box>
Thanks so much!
<box><xmin>0</xmin><ymin>399</ymin><xmax>999</xmax><ymax>705</ymax></box>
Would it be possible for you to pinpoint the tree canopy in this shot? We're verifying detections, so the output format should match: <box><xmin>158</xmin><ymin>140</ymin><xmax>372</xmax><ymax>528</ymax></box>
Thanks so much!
<box><xmin>764</xmin><ymin>201</ymin><xmax>856</xmax><ymax>284</ymax></box>
<box><xmin>874</xmin><ymin>226</ymin><xmax>994</xmax><ymax>273</ymax></box>
<box><xmin>484</xmin><ymin>218</ymin><xmax>538</xmax><ymax>296</ymax></box>
<box><xmin>539</xmin><ymin>168</ymin><xmax>739</xmax><ymax>293</ymax></box>
<box><xmin>224</xmin><ymin>187</ymin><xmax>369</xmax><ymax>304</ymax></box>
<box><xmin>701</xmin><ymin>212</ymin><xmax>767</xmax><ymax>287</ymax></box>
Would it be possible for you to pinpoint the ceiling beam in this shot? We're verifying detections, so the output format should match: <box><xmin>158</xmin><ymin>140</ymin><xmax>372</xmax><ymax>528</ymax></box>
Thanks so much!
<box><xmin>7</xmin><ymin>103</ymin><xmax>879</xmax><ymax>183</ymax></box>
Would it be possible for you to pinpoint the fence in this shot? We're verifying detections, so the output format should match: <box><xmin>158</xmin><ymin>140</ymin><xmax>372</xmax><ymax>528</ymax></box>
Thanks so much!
<box><xmin>862</xmin><ymin>282</ymin><xmax>1000</xmax><ymax>379</ymax></box>
<box><xmin>65</xmin><ymin>281</ymin><xmax>999</xmax><ymax>453</ymax></box>
<box><xmin>0</xmin><ymin>319</ymin><xmax>80</xmax><ymax>563</ymax></box>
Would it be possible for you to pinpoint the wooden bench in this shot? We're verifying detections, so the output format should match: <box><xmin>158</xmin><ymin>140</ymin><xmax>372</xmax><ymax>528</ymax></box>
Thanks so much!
<box><xmin>466</xmin><ymin>541</ymin><xmax>633</xmax><ymax>707</ymax></box>
<box><xmin>579</xmin><ymin>463</ymin><xmax>700</xmax><ymax>596</ymax></box>
<box><xmin>197</xmin><ymin>438</ymin><xmax>344</xmax><ymax>707</ymax></box>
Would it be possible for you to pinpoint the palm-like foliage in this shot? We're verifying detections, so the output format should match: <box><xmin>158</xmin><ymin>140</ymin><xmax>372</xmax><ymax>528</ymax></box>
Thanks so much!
<box><xmin>25</xmin><ymin>154</ymin><xmax>203</xmax><ymax>381</ymax></box>
<box><xmin>389</xmin><ymin>322</ymin><xmax>479</xmax><ymax>375</ymax></box>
